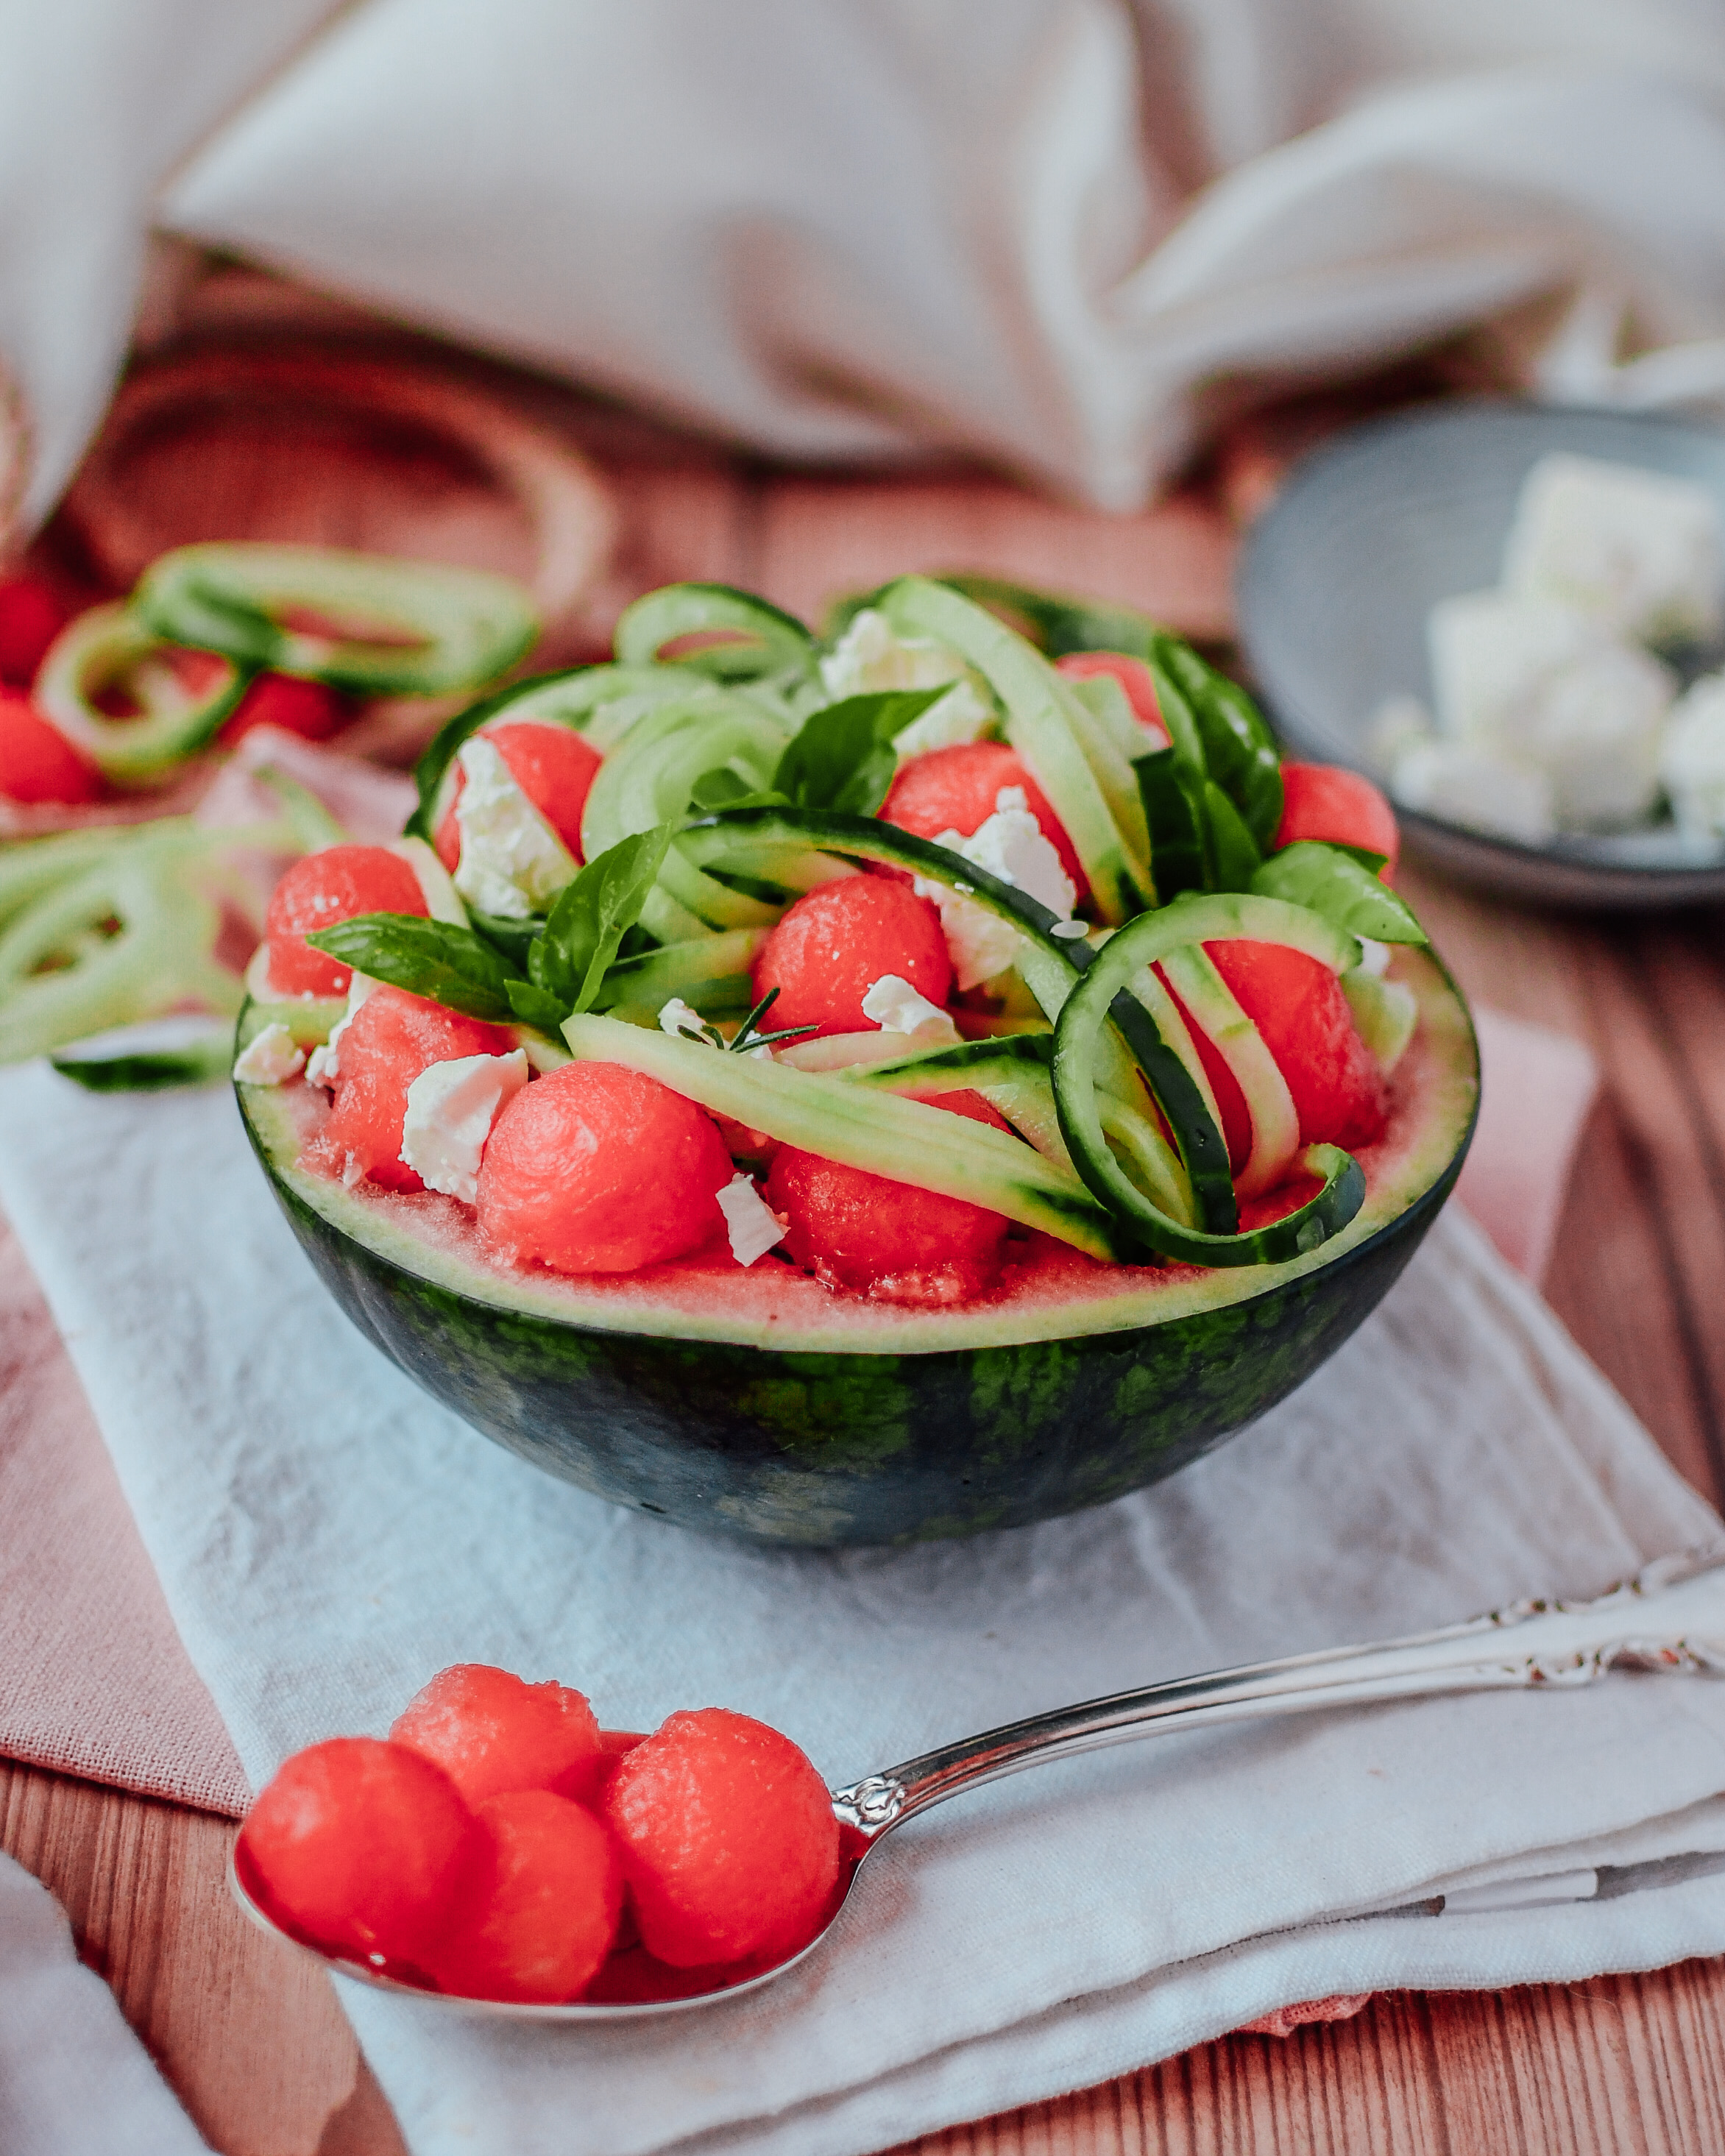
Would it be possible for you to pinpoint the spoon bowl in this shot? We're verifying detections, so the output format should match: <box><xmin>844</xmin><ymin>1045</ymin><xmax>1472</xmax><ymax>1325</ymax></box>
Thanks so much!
<box><xmin>228</xmin><ymin>1550</ymin><xmax>1725</xmax><ymax>2019</ymax></box>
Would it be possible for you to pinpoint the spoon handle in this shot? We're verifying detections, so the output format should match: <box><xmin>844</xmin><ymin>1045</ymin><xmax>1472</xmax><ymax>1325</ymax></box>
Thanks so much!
<box><xmin>832</xmin><ymin>1549</ymin><xmax>1725</xmax><ymax>1835</ymax></box>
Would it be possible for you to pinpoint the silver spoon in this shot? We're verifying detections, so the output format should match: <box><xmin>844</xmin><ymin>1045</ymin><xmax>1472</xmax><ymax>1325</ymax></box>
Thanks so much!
<box><xmin>230</xmin><ymin>1548</ymin><xmax>1725</xmax><ymax>2020</ymax></box>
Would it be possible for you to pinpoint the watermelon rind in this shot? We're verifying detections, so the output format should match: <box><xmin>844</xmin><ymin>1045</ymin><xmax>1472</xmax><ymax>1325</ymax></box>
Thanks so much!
<box><xmin>235</xmin><ymin>946</ymin><xmax>1477</xmax><ymax>1547</ymax></box>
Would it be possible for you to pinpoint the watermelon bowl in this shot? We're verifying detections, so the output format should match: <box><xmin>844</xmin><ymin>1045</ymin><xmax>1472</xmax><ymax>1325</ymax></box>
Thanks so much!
<box><xmin>234</xmin><ymin>944</ymin><xmax>1476</xmax><ymax>1550</ymax></box>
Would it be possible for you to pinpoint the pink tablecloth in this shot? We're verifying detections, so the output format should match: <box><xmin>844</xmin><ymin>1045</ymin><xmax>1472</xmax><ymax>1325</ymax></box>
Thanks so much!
<box><xmin>0</xmin><ymin>1005</ymin><xmax>1595</xmax><ymax>1824</ymax></box>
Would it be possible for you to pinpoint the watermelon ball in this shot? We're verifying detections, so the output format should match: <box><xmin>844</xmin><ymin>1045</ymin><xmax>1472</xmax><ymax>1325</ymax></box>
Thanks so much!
<box><xmin>221</xmin><ymin>673</ymin><xmax>346</xmax><ymax>745</ymax></box>
<box><xmin>0</xmin><ymin>575</ymin><xmax>74</xmax><ymax>687</ymax></box>
<box><xmin>264</xmin><ymin>843</ymin><xmax>430</xmax><ymax>998</ymax></box>
<box><xmin>1272</xmin><ymin>762</ymin><xmax>1400</xmax><ymax>880</ymax></box>
<box><xmin>765</xmin><ymin>1092</ymin><xmax>1012</xmax><ymax>1306</ymax></box>
<box><xmin>390</xmin><ymin>1664</ymin><xmax>603</xmax><ymax>1808</ymax></box>
<box><xmin>303</xmin><ymin>985</ymin><xmax>518</xmax><ymax>1193</ymax></box>
<box><xmin>0</xmin><ymin>687</ymin><xmax>101</xmax><ymax>805</ymax></box>
<box><xmin>431</xmin><ymin>1790</ymin><xmax>623</xmax><ymax>2004</ymax></box>
<box><xmin>750</xmin><ymin>876</ymin><xmax>952</xmax><ymax>1040</ymax></box>
<box><xmin>434</xmin><ymin>721</ymin><xmax>602</xmax><ymax>873</ymax></box>
<box><xmin>601</xmin><ymin>1708</ymin><xmax>840</xmax><ymax>1969</ymax></box>
<box><xmin>235</xmin><ymin>1737</ymin><xmax>482</xmax><ymax>1973</ymax></box>
<box><xmin>879</xmin><ymin>740</ymin><xmax>1085</xmax><ymax>898</ymax></box>
<box><xmin>1205</xmin><ymin>940</ymin><xmax>1387</xmax><ymax>1155</ymax></box>
<box><xmin>1053</xmin><ymin>650</ymin><xmax>1169</xmax><ymax>745</ymax></box>
<box><xmin>477</xmin><ymin>1061</ymin><xmax>733</xmax><ymax>1274</ymax></box>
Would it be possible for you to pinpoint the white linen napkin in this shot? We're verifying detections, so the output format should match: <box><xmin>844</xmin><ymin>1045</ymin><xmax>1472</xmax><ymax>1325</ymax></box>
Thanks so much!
<box><xmin>1</xmin><ymin>1060</ymin><xmax>1724</xmax><ymax>2156</ymax></box>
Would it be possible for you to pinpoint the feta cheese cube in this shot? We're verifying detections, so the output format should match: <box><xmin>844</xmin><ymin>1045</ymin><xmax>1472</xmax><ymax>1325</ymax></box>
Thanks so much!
<box><xmin>452</xmin><ymin>735</ymin><xmax>578</xmax><ymax>920</ymax></box>
<box><xmin>305</xmin><ymin>972</ymin><xmax>379</xmax><ymax>1089</ymax></box>
<box><xmin>819</xmin><ymin>608</ymin><xmax>996</xmax><ymax>758</ymax></box>
<box><xmin>912</xmin><ymin>787</ymin><xmax>1079</xmax><ymax>990</ymax></box>
<box><xmin>717</xmin><ymin>1171</ymin><xmax>787</xmax><ymax>1266</ymax></box>
<box><xmin>1428</xmin><ymin>592</ymin><xmax>1673</xmax><ymax>826</ymax></box>
<box><xmin>398</xmin><ymin>1049</ymin><xmax>529</xmax><ymax>1204</ymax></box>
<box><xmin>1660</xmin><ymin>671</ymin><xmax>1725</xmax><ymax>836</ymax></box>
<box><xmin>232</xmin><ymin>1022</ymin><xmax>305</xmax><ymax>1087</ymax></box>
<box><xmin>1501</xmin><ymin>452</ymin><xmax>1723</xmax><ymax>645</ymax></box>
<box><xmin>860</xmin><ymin>974</ymin><xmax>959</xmax><ymax>1040</ymax></box>
<box><xmin>1389</xmin><ymin>738</ymin><xmax>1557</xmax><ymax>845</ymax></box>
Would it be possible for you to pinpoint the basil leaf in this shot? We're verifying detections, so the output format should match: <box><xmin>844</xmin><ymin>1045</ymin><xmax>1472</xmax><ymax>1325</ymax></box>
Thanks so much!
<box><xmin>1203</xmin><ymin>781</ymin><xmax>1263</xmax><ymax>893</ymax></box>
<box><xmin>688</xmin><ymin>767</ymin><xmax>787</xmax><ymax>815</ymax></box>
<box><xmin>1134</xmin><ymin>747</ymin><xmax>1208</xmax><ymax>902</ymax></box>
<box><xmin>305</xmin><ymin>913</ymin><xmax>519</xmax><ymax>1021</ymax></box>
<box><xmin>1152</xmin><ymin>638</ymin><xmax>1283</xmax><ymax>851</ymax></box>
<box><xmin>772</xmin><ymin>689</ymin><xmax>949</xmax><ymax>818</ymax></box>
<box><xmin>467</xmin><ymin>908</ymin><xmax>543</xmax><ymax>970</ymax></box>
<box><xmin>535</xmin><ymin>824</ymin><xmax>676</xmax><ymax>1018</ymax></box>
<box><xmin>52</xmin><ymin>1040</ymin><xmax>231</xmax><ymax>1092</ymax></box>
<box><xmin>935</xmin><ymin>574</ymin><xmax>1162</xmax><ymax>660</ymax></box>
<box><xmin>1250</xmin><ymin>842</ymin><xmax>1428</xmax><ymax>945</ymax></box>
<box><xmin>504</xmin><ymin>979</ymin><xmax>569</xmax><ymax>1034</ymax></box>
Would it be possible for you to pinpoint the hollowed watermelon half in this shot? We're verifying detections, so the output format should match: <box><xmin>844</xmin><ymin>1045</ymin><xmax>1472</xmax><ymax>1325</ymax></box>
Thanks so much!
<box><xmin>235</xmin><ymin>947</ymin><xmax>1476</xmax><ymax>1547</ymax></box>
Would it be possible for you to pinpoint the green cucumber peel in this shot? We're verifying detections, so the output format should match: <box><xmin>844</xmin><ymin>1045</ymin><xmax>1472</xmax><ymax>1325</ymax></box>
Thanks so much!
<box><xmin>1158</xmin><ymin>943</ymin><xmax>1300</xmax><ymax>1199</ymax></box>
<box><xmin>35</xmin><ymin>603</ymin><xmax>252</xmax><ymax>784</ymax></box>
<box><xmin>600</xmin><ymin>926</ymin><xmax>770</xmax><ymax>1015</ymax></box>
<box><xmin>874</xmin><ymin>578</ymin><xmax>1152</xmax><ymax>924</ymax></box>
<box><xmin>1051</xmin><ymin>893</ymin><xmax>1366</xmax><ymax>1266</ymax></box>
<box><xmin>614</xmin><ymin>584</ymin><xmax>815</xmax><ymax>683</ymax></box>
<box><xmin>408</xmin><ymin>663</ymin><xmax>715</xmax><ymax>839</ymax></box>
<box><xmin>136</xmin><ymin>544</ymin><xmax>538</xmax><ymax>696</ymax></box>
<box><xmin>52</xmin><ymin>1035</ymin><xmax>231</xmax><ymax>1092</ymax></box>
<box><xmin>1251</xmin><ymin>843</ymin><xmax>1428</xmax><ymax>946</ymax></box>
<box><xmin>561</xmin><ymin>1012</ymin><xmax>1130</xmax><ymax>1263</ymax></box>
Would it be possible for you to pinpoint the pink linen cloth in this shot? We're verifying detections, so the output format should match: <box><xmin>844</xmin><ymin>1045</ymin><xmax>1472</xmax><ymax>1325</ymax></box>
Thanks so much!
<box><xmin>0</xmin><ymin>1000</ymin><xmax>1595</xmax><ymax>1823</ymax></box>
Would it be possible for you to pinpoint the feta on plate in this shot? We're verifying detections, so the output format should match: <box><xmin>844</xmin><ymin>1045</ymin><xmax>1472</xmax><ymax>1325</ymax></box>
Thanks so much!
<box><xmin>451</xmin><ymin>734</ymin><xmax>578</xmax><ymax>919</ymax></box>
<box><xmin>1501</xmin><ymin>452</ymin><xmax>1724</xmax><ymax>645</ymax></box>
<box><xmin>860</xmin><ymin>974</ymin><xmax>959</xmax><ymax>1041</ymax></box>
<box><xmin>913</xmin><ymin>787</ymin><xmax>1080</xmax><ymax>991</ymax></box>
<box><xmin>819</xmin><ymin>609</ymin><xmax>996</xmax><ymax>759</ymax></box>
<box><xmin>1389</xmin><ymin>737</ymin><xmax>1557</xmax><ymax>846</ymax></box>
<box><xmin>232</xmin><ymin>1022</ymin><xmax>305</xmax><ymax>1087</ymax></box>
<box><xmin>1660</xmin><ymin>671</ymin><xmax>1725</xmax><ymax>836</ymax></box>
<box><xmin>717</xmin><ymin>1172</ymin><xmax>787</xmax><ymax>1266</ymax></box>
<box><xmin>1428</xmin><ymin>592</ymin><xmax>1673</xmax><ymax>826</ymax></box>
<box><xmin>398</xmin><ymin>1049</ymin><xmax>529</xmax><ymax>1204</ymax></box>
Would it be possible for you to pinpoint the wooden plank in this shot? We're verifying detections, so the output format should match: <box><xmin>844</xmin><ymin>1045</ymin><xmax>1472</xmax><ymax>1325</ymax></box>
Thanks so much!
<box><xmin>750</xmin><ymin>475</ymin><xmax>1236</xmax><ymax>643</ymax></box>
<box><xmin>0</xmin><ymin>1758</ymin><xmax>394</xmax><ymax>2156</ymax></box>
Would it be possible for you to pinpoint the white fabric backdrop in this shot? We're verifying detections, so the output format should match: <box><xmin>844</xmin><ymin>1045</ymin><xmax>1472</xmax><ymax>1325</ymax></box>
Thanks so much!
<box><xmin>5</xmin><ymin>1</ymin><xmax>1725</xmax><ymax>515</ymax></box>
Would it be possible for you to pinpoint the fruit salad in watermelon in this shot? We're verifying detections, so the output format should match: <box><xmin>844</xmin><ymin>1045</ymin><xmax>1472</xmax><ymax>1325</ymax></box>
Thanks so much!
<box><xmin>233</xmin><ymin>575</ymin><xmax>1477</xmax><ymax>1545</ymax></box>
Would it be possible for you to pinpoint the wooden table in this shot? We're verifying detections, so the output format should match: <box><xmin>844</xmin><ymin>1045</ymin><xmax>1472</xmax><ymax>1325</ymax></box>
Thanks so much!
<box><xmin>6</xmin><ymin>344</ymin><xmax>1725</xmax><ymax>2155</ymax></box>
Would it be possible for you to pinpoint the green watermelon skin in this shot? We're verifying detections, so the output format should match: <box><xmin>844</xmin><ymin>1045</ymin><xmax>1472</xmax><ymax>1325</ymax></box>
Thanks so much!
<box><xmin>261</xmin><ymin>1151</ymin><xmax>1460</xmax><ymax>1545</ymax></box>
<box><xmin>237</xmin><ymin>949</ymin><xmax>1476</xmax><ymax>1547</ymax></box>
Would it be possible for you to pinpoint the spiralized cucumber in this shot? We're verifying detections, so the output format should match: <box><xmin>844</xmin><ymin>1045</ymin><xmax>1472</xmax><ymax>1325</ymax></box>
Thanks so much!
<box><xmin>614</xmin><ymin>584</ymin><xmax>816</xmax><ymax>684</ymax></box>
<box><xmin>562</xmin><ymin>1011</ymin><xmax>1130</xmax><ymax>1262</ymax></box>
<box><xmin>136</xmin><ymin>543</ymin><xmax>538</xmax><ymax>695</ymax></box>
<box><xmin>1049</xmin><ymin>893</ymin><xmax>1366</xmax><ymax>1266</ymax></box>
<box><xmin>875</xmin><ymin>578</ymin><xmax>1153</xmax><ymax>923</ymax></box>
<box><xmin>35</xmin><ymin>603</ymin><xmax>250</xmax><ymax>784</ymax></box>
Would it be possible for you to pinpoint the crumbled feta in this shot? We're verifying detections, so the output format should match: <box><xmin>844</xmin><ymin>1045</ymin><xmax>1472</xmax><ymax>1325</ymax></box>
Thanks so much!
<box><xmin>913</xmin><ymin>787</ymin><xmax>1079</xmax><ymax>990</ymax></box>
<box><xmin>1428</xmin><ymin>592</ymin><xmax>1673</xmax><ymax>826</ymax></box>
<box><xmin>451</xmin><ymin>734</ymin><xmax>578</xmax><ymax>919</ymax></box>
<box><xmin>1502</xmin><ymin>452</ymin><xmax>1723</xmax><ymax>645</ymax></box>
<box><xmin>717</xmin><ymin>1171</ymin><xmax>787</xmax><ymax>1266</ymax></box>
<box><xmin>398</xmin><ymin>1049</ymin><xmax>529</xmax><ymax>1204</ymax></box>
<box><xmin>658</xmin><ymin>998</ymin><xmax>711</xmax><ymax>1043</ymax></box>
<box><xmin>860</xmin><ymin>974</ymin><xmax>959</xmax><ymax>1040</ymax></box>
<box><xmin>1660</xmin><ymin>671</ymin><xmax>1725</xmax><ymax>835</ymax></box>
<box><xmin>232</xmin><ymin>1022</ymin><xmax>305</xmax><ymax>1086</ymax></box>
<box><xmin>305</xmin><ymin>973</ymin><xmax>379</xmax><ymax>1089</ymax></box>
<box><xmin>1389</xmin><ymin>738</ymin><xmax>1557</xmax><ymax>845</ymax></box>
<box><xmin>819</xmin><ymin>608</ymin><xmax>995</xmax><ymax>759</ymax></box>
<box><xmin>1355</xmin><ymin>938</ymin><xmax>1392</xmax><ymax>979</ymax></box>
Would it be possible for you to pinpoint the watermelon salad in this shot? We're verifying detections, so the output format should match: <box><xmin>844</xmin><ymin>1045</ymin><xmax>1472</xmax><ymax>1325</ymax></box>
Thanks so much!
<box><xmin>237</xmin><ymin>574</ymin><xmax>1435</xmax><ymax>1302</ymax></box>
<box><xmin>236</xmin><ymin>1661</ymin><xmax>845</xmax><ymax>2006</ymax></box>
